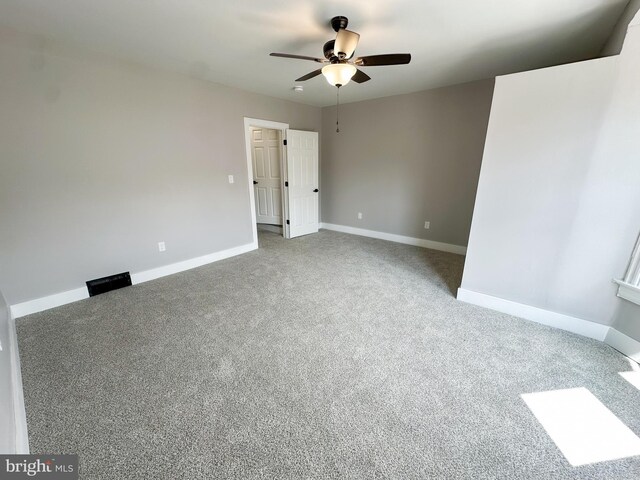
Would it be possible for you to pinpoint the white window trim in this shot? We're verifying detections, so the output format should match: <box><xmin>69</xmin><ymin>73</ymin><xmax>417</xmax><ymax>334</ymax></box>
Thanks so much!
<box><xmin>616</xmin><ymin>232</ymin><xmax>640</xmax><ymax>306</ymax></box>
<box><xmin>614</xmin><ymin>279</ymin><xmax>640</xmax><ymax>305</ymax></box>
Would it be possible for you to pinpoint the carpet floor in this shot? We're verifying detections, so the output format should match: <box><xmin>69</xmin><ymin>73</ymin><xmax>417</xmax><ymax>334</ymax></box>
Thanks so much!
<box><xmin>16</xmin><ymin>230</ymin><xmax>640</xmax><ymax>479</ymax></box>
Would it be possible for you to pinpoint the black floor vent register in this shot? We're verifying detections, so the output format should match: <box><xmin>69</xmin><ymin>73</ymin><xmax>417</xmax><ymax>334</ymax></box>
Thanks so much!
<box><xmin>86</xmin><ymin>272</ymin><xmax>132</xmax><ymax>297</ymax></box>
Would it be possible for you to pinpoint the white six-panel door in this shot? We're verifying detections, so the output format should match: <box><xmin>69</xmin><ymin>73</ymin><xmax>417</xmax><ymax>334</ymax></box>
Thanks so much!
<box><xmin>286</xmin><ymin>130</ymin><xmax>319</xmax><ymax>238</ymax></box>
<box><xmin>251</xmin><ymin>127</ymin><xmax>283</xmax><ymax>225</ymax></box>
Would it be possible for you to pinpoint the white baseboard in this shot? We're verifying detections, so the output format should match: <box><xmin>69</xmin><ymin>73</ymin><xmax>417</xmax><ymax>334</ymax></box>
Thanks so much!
<box><xmin>7</xmin><ymin>310</ymin><xmax>29</xmax><ymax>453</ymax></box>
<box><xmin>605</xmin><ymin>328</ymin><xmax>640</xmax><ymax>364</ymax></box>
<box><xmin>456</xmin><ymin>288</ymin><xmax>610</xmax><ymax>341</ymax></box>
<box><xmin>10</xmin><ymin>241</ymin><xmax>258</xmax><ymax>319</ymax></box>
<box><xmin>320</xmin><ymin>223</ymin><xmax>467</xmax><ymax>255</ymax></box>
<box><xmin>10</xmin><ymin>287</ymin><xmax>88</xmax><ymax>319</ymax></box>
<box><xmin>131</xmin><ymin>242</ymin><xmax>257</xmax><ymax>285</ymax></box>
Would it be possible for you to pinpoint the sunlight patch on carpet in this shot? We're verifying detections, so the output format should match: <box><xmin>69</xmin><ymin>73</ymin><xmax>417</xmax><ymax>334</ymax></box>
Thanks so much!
<box><xmin>522</xmin><ymin>387</ymin><xmax>640</xmax><ymax>466</ymax></box>
<box><xmin>620</xmin><ymin>371</ymin><xmax>640</xmax><ymax>391</ymax></box>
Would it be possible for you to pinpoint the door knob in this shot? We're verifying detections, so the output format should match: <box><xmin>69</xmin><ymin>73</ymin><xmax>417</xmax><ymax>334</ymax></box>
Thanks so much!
<box><xmin>313</xmin><ymin>188</ymin><xmax>319</xmax><ymax>193</ymax></box>
<box><xmin>253</xmin><ymin>180</ymin><xmax>258</xmax><ymax>185</ymax></box>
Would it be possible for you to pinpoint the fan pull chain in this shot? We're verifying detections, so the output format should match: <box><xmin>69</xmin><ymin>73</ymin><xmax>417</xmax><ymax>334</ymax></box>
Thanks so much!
<box><xmin>336</xmin><ymin>86</ymin><xmax>340</xmax><ymax>133</ymax></box>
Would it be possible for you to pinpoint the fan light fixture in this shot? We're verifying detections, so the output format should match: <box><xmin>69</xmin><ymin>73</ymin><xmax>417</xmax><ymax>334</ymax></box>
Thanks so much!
<box><xmin>270</xmin><ymin>15</ymin><xmax>411</xmax><ymax>132</ymax></box>
<box><xmin>321</xmin><ymin>63</ymin><xmax>356</xmax><ymax>87</ymax></box>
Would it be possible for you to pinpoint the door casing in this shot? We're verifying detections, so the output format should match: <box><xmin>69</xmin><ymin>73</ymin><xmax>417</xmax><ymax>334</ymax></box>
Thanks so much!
<box><xmin>244</xmin><ymin>118</ymin><xmax>289</xmax><ymax>243</ymax></box>
<box><xmin>244</xmin><ymin>118</ymin><xmax>320</xmax><ymax>244</ymax></box>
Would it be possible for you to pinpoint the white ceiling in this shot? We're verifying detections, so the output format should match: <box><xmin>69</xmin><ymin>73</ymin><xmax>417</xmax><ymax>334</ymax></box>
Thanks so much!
<box><xmin>0</xmin><ymin>0</ymin><xmax>630</xmax><ymax>107</ymax></box>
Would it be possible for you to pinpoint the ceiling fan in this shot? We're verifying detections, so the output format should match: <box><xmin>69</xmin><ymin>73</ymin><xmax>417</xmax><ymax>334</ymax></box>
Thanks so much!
<box><xmin>270</xmin><ymin>16</ymin><xmax>411</xmax><ymax>88</ymax></box>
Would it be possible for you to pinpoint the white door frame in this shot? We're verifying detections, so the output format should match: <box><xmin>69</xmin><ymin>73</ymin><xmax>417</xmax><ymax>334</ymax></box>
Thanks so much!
<box><xmin>244</xmin><ymin>117</ymin><xmax>290</xmax><ymax>245</ymax></box>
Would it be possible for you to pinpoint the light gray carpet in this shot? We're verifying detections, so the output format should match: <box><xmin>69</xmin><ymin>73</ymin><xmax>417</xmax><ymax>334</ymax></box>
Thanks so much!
<box><xmin>17</xmin><ymin>230</ymin><xmax>640</xmax><ymax>479</ymax></box>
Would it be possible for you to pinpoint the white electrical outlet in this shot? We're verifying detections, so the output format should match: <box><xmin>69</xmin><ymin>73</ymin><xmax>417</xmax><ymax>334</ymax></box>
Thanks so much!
<box><xmin>424</xmin><ymin>221</ymin><xmax>430</xmax><ymax>229</ymax></box>
<box><xmin>228</xmin><ymin>175</ymin><xmax>234</xmax><ymax>184</ymax></box>
<box><xmin>158</xmin><ymin>241</ymin><xmax>166</xmax><ymax>252</ymax></box>
<box><xmin>358</xmin><ymin>212</ymin><xmax>363</xmax><ymax>220</ymax></box>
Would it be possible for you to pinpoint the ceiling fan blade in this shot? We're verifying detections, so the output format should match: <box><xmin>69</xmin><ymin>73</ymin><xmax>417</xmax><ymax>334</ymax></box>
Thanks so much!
<box><xmin>354</xmin><ymin>54</ymin><xmax>411</xmax><ymax>67</ymax></box>
<box><xmin>334</xmin><ymin>29</ymin><xmax>360</xmax><ymax>59</ymax></box>
<box><xmin>351</xmin><ymin>69</ymin><xmax>371</xmax><ymax>83</ymax></box>
<box><xmin>295</xmin><ymin>69</ymin><xmax>323</xmax><ymax>82</ymax></box>
<box><xmin>270</xmin><ymin>53</ymin><xmax>326</xmax><ymax>63</ymax></box>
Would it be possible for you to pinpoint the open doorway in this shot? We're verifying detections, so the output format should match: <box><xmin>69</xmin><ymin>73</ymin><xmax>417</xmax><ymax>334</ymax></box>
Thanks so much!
<box><xmin>244</xmin><ymin>117</ymin><xmax>320</xmax><ymax>246</ymax></box>
<box><xmin>243</xmin><ymin>118</ymin><xmax>289</xmax><ymax>245</ymax></box>
<box><xmin>250</xmin><ymin>126</ymin><xmax>284</xmax><ymax>233</ymax></box>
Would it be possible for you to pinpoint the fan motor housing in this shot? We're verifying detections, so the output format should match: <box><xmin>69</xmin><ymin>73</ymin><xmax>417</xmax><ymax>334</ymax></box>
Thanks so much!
<box><xmin>331</xmin><ymin>16</ymin><xmax>348</xmax><ymax>32</ymax></box>
<box><xmin>323</xmin><ymin>40</ymin><xmax>336</xmax><ymax>60</ymax></box>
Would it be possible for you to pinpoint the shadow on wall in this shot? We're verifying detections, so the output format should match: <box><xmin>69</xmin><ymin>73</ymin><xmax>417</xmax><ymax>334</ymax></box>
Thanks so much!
<box><xmin>442</xmin><ymin>6</ymin><xmax>625</xmax><ymax>86</ymax></box>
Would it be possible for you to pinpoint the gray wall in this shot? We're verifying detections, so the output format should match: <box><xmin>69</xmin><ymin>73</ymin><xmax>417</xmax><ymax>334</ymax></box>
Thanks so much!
<box><xmin>612</xmin><ymin>302</ymin><xmax>640</xmax><ymax>341</ymax></box>
<box><xmin>606</xmin><ymin>16</ymin><xmax>640</xmax><ymax>340</ymax></box>
<box><xmin>0</xmin><ymin>28</ymin><xmax>321</xmax><ymax>305</ymax></box>
<box><xmin>601</xmin><ymin>0</ymin><xmax>640</xmax><ymax>55</ymax></box>
<box><xmin>461</xmin><ymin>19</ymin><xmax>640</xmax><ymax>330</ymax></box>
<box><xmin>0</xmin><ymin>290</ymin><xmax>15</xmax><ymax>453</ymax></box>
<box><xmin>320</xmin><ymin>80</ymin><xmax>494</xmax><ymax>247</ymax></box>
